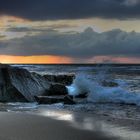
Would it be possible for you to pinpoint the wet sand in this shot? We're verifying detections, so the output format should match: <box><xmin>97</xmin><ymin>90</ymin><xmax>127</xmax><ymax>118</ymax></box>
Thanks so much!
<box><xmin>34</xmin><ymin>108</ymin><xmax>140</xmax><ymax>140</ymax></box>
<box><xmin>0</xmin><ymin>112</ymin><xmax>120</xmax><ymax>140</ymax></box>
<box><xmin>1</xmin><ymin>102</ymin><xmax>140</xmax><ymax>140</ymax></box>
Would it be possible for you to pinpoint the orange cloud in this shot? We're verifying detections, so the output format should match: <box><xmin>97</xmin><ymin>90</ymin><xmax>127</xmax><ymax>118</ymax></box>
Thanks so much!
<box><xmin>0</xmin><ymin>16</ymin><xmax>29</xmax><ymax>28</ymax></box>
<box><xmin>0</xmin><ymin>55</ymin><xmax>73</xmax><ymax>64</ymax></box>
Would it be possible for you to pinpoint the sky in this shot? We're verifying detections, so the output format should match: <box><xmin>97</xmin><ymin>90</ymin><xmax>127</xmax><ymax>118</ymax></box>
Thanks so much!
<box><xmin>0</xmin><ymin>0</ymin><xmax>140</xmax><ymax>64</ymax></box>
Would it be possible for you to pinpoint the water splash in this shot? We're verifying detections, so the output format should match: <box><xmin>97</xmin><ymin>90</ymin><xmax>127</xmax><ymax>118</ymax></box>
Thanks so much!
<box><xmin>67</xmin><ymin>73</ymin><xmax>140</xmax><ymax>106</ymax></box>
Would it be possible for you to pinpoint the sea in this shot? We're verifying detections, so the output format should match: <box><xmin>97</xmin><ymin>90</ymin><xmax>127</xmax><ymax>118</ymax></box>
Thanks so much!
<box><xmin>0</xmin><ymin>64</ymin><xmax>138</xmax><ymax>119</ymax></box>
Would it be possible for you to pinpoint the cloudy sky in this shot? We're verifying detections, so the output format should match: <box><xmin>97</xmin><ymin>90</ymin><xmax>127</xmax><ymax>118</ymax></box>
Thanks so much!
<box><xmin>0</xmin><ymin>0</ymin><xmax>140</xmax><ymax>63</ymax></box>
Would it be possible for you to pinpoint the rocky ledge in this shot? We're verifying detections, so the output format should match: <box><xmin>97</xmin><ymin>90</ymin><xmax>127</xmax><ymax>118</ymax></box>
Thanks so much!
<box><xmin>34</xmin><ymin>95</ymin><xmax>75</xmax><ymax>105</ymax></box>
<box><xmin>0</xmin><ymin>65</ymin><xmax>50</xmax><ymax>102</ymax></box>
<box><xmin>43</xmin><ymin>74</ymin><xmax>75</xmax><ymax>86</ymax></box>
<box><xmin>0</xmin><ymin>65</ymin><xmax>76</xmax><ymax>103</ymax></box>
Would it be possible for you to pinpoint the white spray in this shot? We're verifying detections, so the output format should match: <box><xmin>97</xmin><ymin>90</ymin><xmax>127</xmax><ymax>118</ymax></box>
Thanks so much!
<box><xmin>67</xmin><ymin>73</ymin><xmax>140</xmax><ymax>106</ymax></box>
<box><xmin>67</xmin><ymin>74</ymin><xmax>91</xmax><ymax>96</ymax></box>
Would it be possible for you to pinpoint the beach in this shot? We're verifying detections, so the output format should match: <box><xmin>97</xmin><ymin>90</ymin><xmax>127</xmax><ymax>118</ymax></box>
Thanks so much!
<box><xmin>0</xmin><ymin>108</ymin><xmax>140</xmax><ymax>140</ymax></box>
<box><xmin>0</xmin><ymin>111</ymin><xmax>119</xmax><ymax>140</ymax></box>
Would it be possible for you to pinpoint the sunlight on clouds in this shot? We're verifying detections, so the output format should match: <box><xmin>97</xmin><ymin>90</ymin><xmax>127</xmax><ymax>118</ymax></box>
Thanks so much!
<box><xmin>1</xmin><ymin>16</ymin><xmax>140</xmax><ymax>37</ymax></box>
<box><xmin>0</xmin><ymin>16</ymin><xmax>29</xmax><ymax>28</ymax></box>
<box><xmin>0</xmin><ymin>16</ymin><xmax>30</xmax><ymax>39</ymax></box>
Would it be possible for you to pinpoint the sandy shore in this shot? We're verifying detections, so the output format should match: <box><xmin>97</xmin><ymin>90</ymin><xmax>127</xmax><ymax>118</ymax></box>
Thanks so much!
<box><xmin>0</xmin><ymin>109</ymin><xmax>140</xmax><ymax>140</ymax></box>
<box><xmin>0</xmin><ymin>111</ymin><xmax>122</xmax><ymax>140</ymax></box>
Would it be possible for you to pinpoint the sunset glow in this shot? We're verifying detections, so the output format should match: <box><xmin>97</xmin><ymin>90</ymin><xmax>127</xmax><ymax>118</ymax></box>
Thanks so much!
<box><xmin>0</xmin><ymin>55</ymin><xmax>139</xmax><ymax>64</ymax></box>
<box><xmin>0</xmin><ymin>55</ymin><xmax>73</xmax><ymax>64</ymax></box>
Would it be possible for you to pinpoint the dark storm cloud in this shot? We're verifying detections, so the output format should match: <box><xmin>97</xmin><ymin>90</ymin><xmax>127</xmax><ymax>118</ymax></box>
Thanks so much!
<box><xmin>0</xmin><ymin>0</ymin><xmax>140</xmax><ymax>20</ymax></box>
<box><xmin>0</xmin><ymin>28</ymin><xmax>140</xmax><ymax>58</ymax></box>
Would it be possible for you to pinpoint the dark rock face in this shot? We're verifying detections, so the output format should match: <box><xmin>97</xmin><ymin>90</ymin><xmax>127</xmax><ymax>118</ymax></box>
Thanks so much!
<box><xmin>0</xmin><ymin>67</ymin><xmax>28</xmax><ymax>102</ymax></box>
<box><xmin>44</xmin><ymin>83</ymin><xmax>68</xmax><ymax>96</ymax></box>
<box><xmin>44</xmin><ymin>74</ymin><xmax>75</xmax><ymax>86</ymax></box>
<box><xmin>64</xmin><ymin>95</ymin><xmax>75</xmax><ymax>105</ymax></box>
<box><xmin>0</xmin><ymin>65</ymin><xmax>50</xmax><ymax>102</ymax></box>
<box><xmin>0</xmin><ymin>65</ymin><xmax>77</xmax><ymax>103</ymax></box>
<box><xmin>34</xmin><ymin>95</ymin><xmax>75</xmax><ymax>105</ymax></box>
<box><xmin>75</xmin><ymin>93</ymin><xmax>88</xmax><ymax>98</ymax></box>
<box><xmin>34</xmin><ymin>96</ymin><xmax>64</xmax><ymax>104</ymax></box>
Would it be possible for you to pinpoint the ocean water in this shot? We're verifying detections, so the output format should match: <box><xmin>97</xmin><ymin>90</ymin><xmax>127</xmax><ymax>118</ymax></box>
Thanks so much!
<box><xmin>8</xmin><ymin>64</ymin><xmax>140</xmax><ymax>119</ymax></box>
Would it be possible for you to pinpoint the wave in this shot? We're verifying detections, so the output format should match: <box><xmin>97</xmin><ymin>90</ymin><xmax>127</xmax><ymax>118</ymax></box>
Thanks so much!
<box><xmin>67</xmin><ymin>73</ymin><xmax>140</xmax><ymax>106</ymax></box>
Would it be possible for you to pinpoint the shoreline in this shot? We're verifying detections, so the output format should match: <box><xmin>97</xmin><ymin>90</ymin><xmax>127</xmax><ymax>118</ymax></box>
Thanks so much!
<box><xmin>0</xmin><ymin>104</ymin><xmax>140</xmax><ymax>140</ymax></box>
<box><xmin>33</xmin><ymin>107</ymin><xmax>140</xmax><ymax>130</ymax></box>
<box><xmin>0</xmin><ymin>111</ymin><xmax>119</xmax><ymax>140</ymax></box>
<box><xmin>3</xmin><ymin>101</ymin><xmax>140</xmax><ymax>129</ymax></box>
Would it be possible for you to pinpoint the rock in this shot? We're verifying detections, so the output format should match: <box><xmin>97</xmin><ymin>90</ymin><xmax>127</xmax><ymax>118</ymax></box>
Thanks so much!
<box><xmin>0</xmin><ymin>66</ymin><xmax>28</xmax><ymax>102</ymax></box>
<box><xmin>34</xmin><ymin>95</ymin><xmax>75</xmax><ymax>105</ymax></box>
<box><xmin>0</xmin><ymin>65</ymin><xmax>86</xmax><ymax>103</ymax></box>
<box><xmin>75</xmin><ymin>93</ymin><xmax>88</xmax><ymax>98</ymax></box>
<box><xmin>43</xmin><ymin>74</ymin><xmax>75</xmax><ymax>85</ymax></box>
<box><xmin>0</xmin><ymin>65</ymin><xmax>50</xmax><ymax>102</ymax></box>
<box><xmin>34</xmin><ymin>96</ymin><xmax>64</xmax><ymax>104</ymax></box>
<box><xmin>64</xmin><ymin>95</ymin><xmax>76</xmax><ymax>105</ymax></box>
<box><xmin>43</xmin><ymin>83</ymin><xmax>68</xmax><ymax>96</ymax></box>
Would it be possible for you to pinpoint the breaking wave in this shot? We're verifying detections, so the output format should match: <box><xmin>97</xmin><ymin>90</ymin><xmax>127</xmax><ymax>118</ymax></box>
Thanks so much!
<box><xmin>67</xmin><ymin>73</ymin><xmax>140</xmax><ymax>106</ymax></box>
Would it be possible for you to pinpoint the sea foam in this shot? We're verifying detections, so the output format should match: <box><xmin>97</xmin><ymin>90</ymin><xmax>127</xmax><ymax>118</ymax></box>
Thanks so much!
<box><xmin>67</xmin><ymin>73</ymin><xmax>140</xmax><ymax>106</ymax></box>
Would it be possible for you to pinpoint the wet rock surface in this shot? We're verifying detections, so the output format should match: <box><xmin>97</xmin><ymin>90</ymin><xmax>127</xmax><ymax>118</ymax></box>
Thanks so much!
<box><xmin>0</xmin><ymin>65</ymin><xmax>50</xmax><ymax>102</ymax></box>
<box><xmin>34</xmin><ymin>96</ymin><xmax>64</xmax><ymax>104</ymax></box>
<box><xmin>64</xmin><ymin>95</ymin><xmax>76</xmax><ymax>105</ymax></box>
<box><xmin>43</xmin><ymin>74</ymin><xmax>75</xmax><ymax>86</ymax></box>
<box><xmin>43</xmin><ymin>83</ymin><xmax>68</xmax><ymax>96</ymax></box>
<box><xmin>75</xmin><ymin>93</ymin><xmax>88</xmax><ymax>99</ymax></box>
<box><xmin>34</xmin><ymin>95</ymin><xmax>76</xmax><ymax>105</ymax></box>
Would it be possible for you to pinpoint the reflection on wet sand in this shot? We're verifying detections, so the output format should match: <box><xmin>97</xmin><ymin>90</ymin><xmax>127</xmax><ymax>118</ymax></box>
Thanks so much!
<box><xmin>38</xmin><ymin>109</ymin><xmax>140</xmax><ymax>140</ymax></box>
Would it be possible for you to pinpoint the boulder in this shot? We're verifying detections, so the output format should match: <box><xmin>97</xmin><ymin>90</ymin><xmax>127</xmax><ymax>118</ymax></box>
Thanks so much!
<box><xmin>0</xmin><ymin>65</ymin><xmax>50</xmax><ymax>102</ymax></box>
<box><xmin>34</xmin><ymin>95</ymin><xmax>75</xmax><ymax>105</ymax></box>
<box><xmin>43</xmin><ymin>83</ymin><xmax>68</xmax><ymax>96</ymax></box>
<box><xmin>43</xmin><ymin>74</ymin><xmax>75</xmax><ymax>85</ymax></box>
<box><xmin>75</xmin><ymin>93</ymin><xmax>88</xmax><ymax>98</ymax></box>
<box><xmin>34</xmin><ymin>96</ymin><xmax>64</xmax><ymax>104</ymax></box>
<box><xmin>0</xmin><ymin>65</ymin><xmax>82</xmax><ymax>103</ymax></box>
<box><xmin>64</xmin><ymin>95</ymin><xmax>76</xmax><ymax>105</ymax></box>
